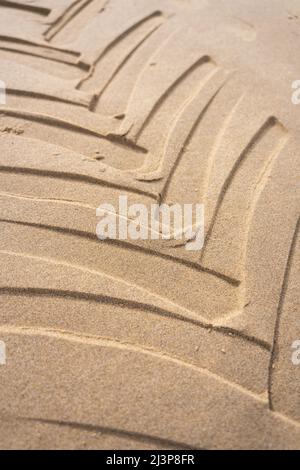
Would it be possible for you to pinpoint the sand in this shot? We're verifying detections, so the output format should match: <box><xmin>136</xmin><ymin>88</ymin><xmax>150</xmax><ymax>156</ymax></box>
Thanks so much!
<box><xmin>0</xmin><ymin>0</ymin><xmax>299</xmax><ymax>450</ymax></box>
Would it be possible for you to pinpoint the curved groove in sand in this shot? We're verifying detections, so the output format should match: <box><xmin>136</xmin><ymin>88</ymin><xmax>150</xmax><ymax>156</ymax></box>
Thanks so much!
<box><xmin>160</xmin><ymin>81</ymin><xmax>226</xmax><ymax>202</ymax></box>
<box><xmin>203</xmin><ymin>117</ymin><xmax>279</xmax><ymax>251</ymax></box>
<box><xmin>45</xmin><ymin>0</ymin><xmax>100</xmax><ymax>41</ymax></box>
<box><xmin>135</xmin><ymin>55</ymin><xmax>213</xmax><ymax>141</ymax></box>
<box><xmin>0</xmin><ymin>35</ymin><xmax>81</xmax><ymax>55</ymax></box>
<box><xmin>0</xmin><ymin>284</ymin><xmax>270</xmax><ymax>350</ymax></box>
<box><xmin>6</xmin><ymin>89</ymin><xmax>92</xmax><ymax>108</ymax></box>
<box><xmin>0</xmin><ymin>0</ymin><xmax>50</xmax><ymax>15</ymax></box>
<box><xmin>268</xmin><ymin>217</ymin><xmax>300</xmax><ymax>410</ymax></box>
<box><xmin>0</xmin><ymin>248</ymin><xmax>207</xmax><ymax>323</ymax></box>
<box><xmin>0</xmin><ymin>107</ymin><xmax>147</xmax><ymax>154</ymax></box>
<box><xmin>0</xmin><ymin>218</ymin><xmax>240</xmax><ymax>286</ymax></box>
<box><xmin>0</xmin><ymin>324</ymin><xmax>269</xmax><ymax>401</ymax></box>
<box><xmin>88</xmin><ymin>23</ymin><xmax>163</xmax><ymax>109</ymax></box>
<box><xmin>0</xmin><ymin>167</ymin><xmax>157</xmax><ymax>200</ymax></box>
<box><xmin>78</xmin><ymin>10</ymin><xmax>164</xmax><ymax>78</ymax></box>
<box><xmin>20</xmin><ymin>416</ymin><xmax>196</xmax><ymax>450</ymax></box>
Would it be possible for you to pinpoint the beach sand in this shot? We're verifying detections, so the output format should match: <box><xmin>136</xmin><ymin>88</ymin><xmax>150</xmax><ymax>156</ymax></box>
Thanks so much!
<box><xmin>0</xmin><ymin>0</ymin><xmax>299</xmax><ymax>449</ymax></box>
